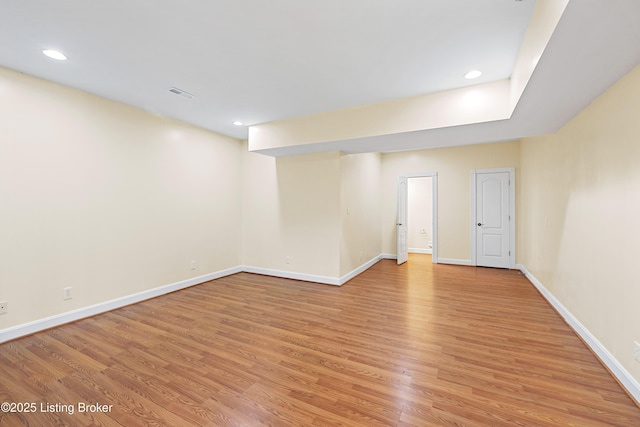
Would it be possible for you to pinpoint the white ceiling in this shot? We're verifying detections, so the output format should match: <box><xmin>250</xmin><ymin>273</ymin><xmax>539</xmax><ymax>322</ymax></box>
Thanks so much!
<box><xmin>2</xmin><ymin>1</ymin><xmax>639</xmax><ymax>155</ymax></box>
<box><xmin>0</xmin><ymin>0</ymin><xmax>536</xmax><ymax>140</ymax></box>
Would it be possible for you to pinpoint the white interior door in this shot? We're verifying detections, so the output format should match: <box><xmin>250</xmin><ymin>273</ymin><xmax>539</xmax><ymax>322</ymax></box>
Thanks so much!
<box><xmin>476</xmin><ymin>172</ymin><xmax>510</xmax><ymax>268</ymax></box>
<box><xmin>397</xmin><ymin>176</ymin><xmax>408</xmax><ymax>265</ymax></box>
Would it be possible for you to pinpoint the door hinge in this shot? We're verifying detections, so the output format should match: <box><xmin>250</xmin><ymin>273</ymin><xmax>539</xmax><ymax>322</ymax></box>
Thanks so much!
<box><xmin>509</xmin><ymin>251</ymin><xmax>511</xmax><ymax>256</ymax></box>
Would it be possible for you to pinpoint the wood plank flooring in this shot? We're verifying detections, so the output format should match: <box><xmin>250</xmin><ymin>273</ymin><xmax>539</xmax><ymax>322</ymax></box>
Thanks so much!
<box><xmin>1</xmin><ymin>254</ymin><xmax>639</xmax><ymax>426</ymax></box>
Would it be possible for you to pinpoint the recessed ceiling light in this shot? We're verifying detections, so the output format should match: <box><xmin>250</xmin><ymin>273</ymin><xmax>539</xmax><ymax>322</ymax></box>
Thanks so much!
<box><xmin>232</xmin><ymin>121</ymin><xmax>244</xmax><ymax>126</ymax></box>
<box><xmin>42</xmin><ymin>49</ymin><xmax>67</xmax><ymax>61</ymax></box>
<box><xmin>464</xmin><ymin>70</ymin><xmax>482</xmax><ymax>80</ymax></box>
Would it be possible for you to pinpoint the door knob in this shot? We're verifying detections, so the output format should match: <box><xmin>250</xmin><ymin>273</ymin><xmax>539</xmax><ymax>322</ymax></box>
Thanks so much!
<box><xmin>477</xmin><ymin>223</ymin><xmax>483</xmax><ymax>226</ymax></box>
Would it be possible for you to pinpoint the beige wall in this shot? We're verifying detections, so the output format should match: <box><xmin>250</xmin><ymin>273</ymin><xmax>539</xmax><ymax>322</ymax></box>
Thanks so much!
<box><xmin>242</xmin><ymin>148</ymin><xmax>382</xmax><ymax>279</ymax></box>
<box><xmin>408</xmin><ymin>177</ymin><xmax>433</xmax><ymax>251</ymax></box>
<box><xmin>339</xmin><ymin>153</ymin><xmax>382</xmax><ymax>276</ymax></box>
<box><xmin>381</xmin><ymin>141</ymin><xmax>520</xmax><ymax>260</ymax></box>
<box><xmin>0</xmin><ymin>67</ymin><xmax>243</xmax><ymax>329</ymax></box>
<box><xmin>519</xmin><ymin>64</ymin><xmax>640</xmax><ymax>382</ymax></box>
<box><xmin>241</xmin><ymin>149</ymin><xmax>342</xmax><ymax>278</ymax></box>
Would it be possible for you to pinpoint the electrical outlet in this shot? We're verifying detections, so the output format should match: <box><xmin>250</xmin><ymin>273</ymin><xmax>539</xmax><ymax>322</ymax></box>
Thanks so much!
<box><xmin>190</xmin><ymin>260</ymin><xmax>197</xmax><ymax>270</ymax></box>
<box><xmin>63</xmin><ymin>287</ymin><xmax>73</xmax><ymax>300</ymax></box>
<box><xmin>0</xmin><ymin>301</ymin><xmax>7</xmax><ymax>314</ymax></box>
<box><xmin>634</xmin><ymin>341</ymin><xmax>640</xmax><ymax>363</ymax></box>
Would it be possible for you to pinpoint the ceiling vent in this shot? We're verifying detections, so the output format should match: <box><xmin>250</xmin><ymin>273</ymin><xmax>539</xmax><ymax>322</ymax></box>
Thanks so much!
<box><xmin>168</xmin><ymin>87</ymin><xmax>195</xmax><ymax>99</ymax></box>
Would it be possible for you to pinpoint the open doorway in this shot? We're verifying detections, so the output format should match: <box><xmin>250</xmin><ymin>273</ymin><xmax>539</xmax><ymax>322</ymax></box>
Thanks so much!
<box><xmin>408</xmin><ymin>177</ymin><xmax>433</xmax><ymax>255</ymax></box>
<box><xmin>397</xmin><ymin>173</ymin><xmax>438</xmax><ymax>264</ymax></box>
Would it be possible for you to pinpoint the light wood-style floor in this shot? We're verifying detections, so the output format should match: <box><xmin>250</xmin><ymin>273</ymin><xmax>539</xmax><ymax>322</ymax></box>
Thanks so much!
<box><xmin>1</xmin><ymin>254</ymin><xmax>639</xmax><ymax>426</ymax></box>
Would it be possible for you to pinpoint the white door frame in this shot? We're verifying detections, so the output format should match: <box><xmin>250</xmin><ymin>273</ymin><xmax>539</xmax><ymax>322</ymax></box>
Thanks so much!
<box><xmin>399</xmin><ymin>173</ymin><xmax>438</xmax><ymax>263</ymax></box>
<box><xmin>470</xmin><ymin>168</ymin><xmax>515</xmax><ymax>268</ymax></box>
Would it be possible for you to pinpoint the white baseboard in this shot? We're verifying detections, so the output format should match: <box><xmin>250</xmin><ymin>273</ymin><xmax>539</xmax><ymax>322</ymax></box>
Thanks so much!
<box><xmin>1</xmin><ymin>256</ymin><xmax>388</xmax><ymax>343</ymax></box>
<box><xmin>517</xmin><ymin>264</ymin><xmax>640</xmax><ymax>405</ymax></box>
<box><xmin>338</xmin><ymin>255</ymin><xmax>382</xmax><ymax>285</ymax></box>
<box><xmin>0</xmin><ymin>266</ymin><xmax>243</xmax><ymax>344</ymax></box>
<box><xmin>242</xmin><ymin>266</ymin><xmax>340</xmax><ymax>286</ymax></box>
<box><xmin>409</xmin><ymin>248</ymin><xmax>433</xmax><ymax>254</ymax></box>
<box><xmin>438</xmin><ymin>258</ymin><xmax>473</xmax><ymax>266</ymax></box>
<box><xmin>381</xmin><ymin>253</ymin><xmax>397</xmax><ymax>260</ymax></box>
<box><xmin>243</xmin><ymin>255</ymin><xmax>383</xmax><ymax>287</ymax></box>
